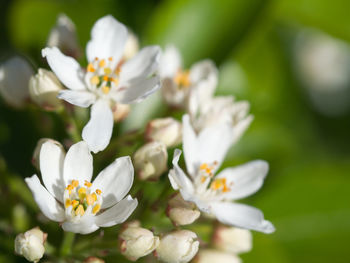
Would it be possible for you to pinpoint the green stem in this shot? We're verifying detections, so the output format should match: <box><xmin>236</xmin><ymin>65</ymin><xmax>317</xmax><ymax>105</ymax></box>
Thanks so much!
<box><xmin>58</xmin><ymin>107</ymin><xmax>81</xmax><ymax>143</ymax></box>
<box><xmin>60</xmin><ymin>231</ymin><xmax>75</xmax><ymax>257</ymax></box>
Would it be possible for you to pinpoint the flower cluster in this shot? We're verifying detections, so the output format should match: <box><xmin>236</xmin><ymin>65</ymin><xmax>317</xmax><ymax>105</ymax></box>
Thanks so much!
<box><xmin>1</xmin><ymin>14</ymin><xmax>275</xmax><ymax>263</ymax></box>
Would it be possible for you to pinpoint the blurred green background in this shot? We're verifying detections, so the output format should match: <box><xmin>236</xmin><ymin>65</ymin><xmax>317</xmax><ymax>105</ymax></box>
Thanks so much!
<box><xmin>1</xmin><ymin>0</ymin><xmax>350</xmax><ymax>262</ymax></box>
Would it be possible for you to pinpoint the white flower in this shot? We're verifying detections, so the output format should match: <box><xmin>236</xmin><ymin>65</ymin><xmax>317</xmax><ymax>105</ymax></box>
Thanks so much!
<box><xmin>168</xmin><ymin>115</ymin><xmax>275</xmax><ymax>233</ymax></box>
<box><xmin>194</xmin><ymin>249</ymin><xmax>241</xmax><ymax>263</ymax></box>
<box><xmin>190</xmin><ymin>96</ymin><xmax>253</xmax><ymax>137</ymax></box>
<box><xmin>159</xmin><ymin>45</ymin><xmax>217</xmax><ymax>110</ymax></box>
<box><xmin>155</xmin><ymin>230</ymin><xmax>199</xmax><ymax>263</ymax></box>
<box><xmin>14</xmin><ymin>227</ymin><xmax>47</xmax><ymax>263</ymax></box>
<box><xmin>119</xmin><ymin>221</ymin><xmax>159</xmax><ymax>261</ymax></box>
<box><xmin>32</xmin><ymin>138</ymin><xmax>64</xmax><ymax>170</ymax></box>
<box><xmin>145</xmin><ymin>117</ymin><xmax>182</xmax><ymax>147</ymax></box>
<box><xmin>29</xmin><ymin>68</ymin><xmax>64</xmax><ymax>110</ymax></box>
<box><xmin>213</xmin><ymin>226</ymin><xmax>252</xmax><ymax>254</ymax></box>
<box><xmin>25</xmin><ymin>140</ymin><xmax>137</xmax><ymax>234</ymax></box>
<box><xmin>166</xmin><ymin>193</ymin><xmax>200</xmax><ymax>226</ymax></box>
<box><xmin>47</xmin><ymin>14</ymin><xmax>80</xmax><ymax>58</ymax></box>
<box><xmin>133</xmin><ymin>141</ymin><xmax>168</xmax><ymax>180</ymax></box>
<box><xmin>0</xmin><ymin>56</ymin><xmax>34</xmax><ymax>108</ymax></box>
<box><xmin>42</xmin><ymin>15</ymin><xmax>161</xmax><ymax>153</ymax></box>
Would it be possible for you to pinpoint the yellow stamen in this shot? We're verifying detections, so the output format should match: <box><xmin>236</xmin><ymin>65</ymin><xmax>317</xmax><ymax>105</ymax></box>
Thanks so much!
<box><xmin>87</xmin><ymin>63</ymin><xmax>95</xmax><ymax>73</ymax></box>
<box><xmin>72</xmin><ymin>180</ymin><xmax>79</xmax><ymax>188</ymax></box>
<box><xmin>66</xmin><ymin>184</ymin><xmax>74</xmax><ymax>191</ymax></box>
<box><xmin>115</xmin><ymin>67</ymin><xmax>121</xmax><ymax>75</ymax></box>
<box><xmin>72</xmin><ymin>200</ymin><xmax>79</xmax><ymax>209</ymax></box>
<box><xmin>84</xmin><ymin>181</ymin><xmax>92</xmax><ymax>188</ymax></box>
<box><xmin>200</xmin><ymin>163</ymin><xmax>208</xmax><ymax>170</ymax></box>
<box><xmin>99</xmin><ymin>59</ymin><xmax>106</xmax><ymax>68</ymax></box>
<box><xmin>102</xmin><ymin>86</ymin><xmax>110</xmax><ymax>94</ymax></box>
<box><xmin>96</xmin><ymin>189</ymin><xmax>102</xmax><ymax>195</ymax></box>
<box><xmin>205</xmin><ymin>168</ymin><xmax>212</xmax><ymax>174</ymax></box>
<box><xmin>108</xmin><ymin>57</ymin><xmax>113</xmax><ymax>61</ymax></box>
<box><xmin>201</xmin><ymin>176</ymin><xmax>206</xmax><ymax>183</ymax></box>
<box><xmin>91</xmin><ymin>75</ymin><xmax>100</xmax><ymax>85</ymax></box>
<box><xmin>174</xmin><ymin>70</ymin><xmax>191</xmax><ymax>87</ymax></box>
<box><xmin>86</xmin><ymin>194</ymin><xmax>95</xmax><ymax>206</ymax></box>
<box><xmin>92</xmin><ymin>193</ymin><xmax>97</xmax><ymax>202</ymax></box>
<box><xmin>75</xmin><ymin>204</ymin><xmax>85</xmax><ymax>216</ymax></box>
<box><xmin>78</xmin><ymin>187</ymin><xmax>86</xmax><ymax>200</ymax></box>
<box><xmin>104</xmin><ymin>67</ymin><xmax>112</xmax><ymax>75</ymax></box>
<box><xmin>103</xmin><ymin>75</ymin><xmax>109</xmax><ymax>82</ymax></box>
<box><xmin>92</xmin><ymin>204</ymin><xmax>101</xmax><ymax>214</ymax></box>
<box><xmin>65</xmin><ymin>199</ymin><xmax>72</xmax><ymax>208</ymax></box>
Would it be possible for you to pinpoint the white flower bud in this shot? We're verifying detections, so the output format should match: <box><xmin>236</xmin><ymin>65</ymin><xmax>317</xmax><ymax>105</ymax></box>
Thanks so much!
<box><xmin>14</xmin><ymin>227</ymin><xmax>47</xmax><ymax>263</ymax></box>
<box><xmin>123</xmin><ymin>31</ymin><xmax>139</xmax><ymax>61</ymax></box>
<box><xmin>213</xmin><ymin>226</ymin><xmax>252</xmax><ymax>254</ymax></box>
<box><xmin>119</xmin><ymin>224</ymin><xmax>159</xmax><ymax>261</ymax></box>
<box><xmin>29</xmin><ymin>69</ymin><xmax>63</xmax><ymax>110</ymax></box>
<box><xmin>83</xmin><ymin>256</ymin><xmax>105</xmax><ymax>263</ymax></box>
<box><xmin>112</xmin><ymin>103</ymin><xmax>131</xmax><ymax>122</ymax></box>
<box><xmin>166</xmin><ymin>193</ymin><xmax>200</xmax><ymax>226</ymax></box>
<box><xmin>47</xmin><ymin>14</ymin><xmax>80</xmax><ymax>58</ymax></box>
<box><xmin>155</xmin><ymin>230</ymin><xmax>199</xmax><ymax>263</ymax></box>
<box><xmin>146</xmin><ymin>118</ymin><xmax>182</xmax><ymax>148</ymax></box>
<box><xmin>32</xmin><ymin>138</ymin><xmax>64</xmax><ymax>170</ymax></box>
<box><xmin>133</xmin><ymin>141</ymin><xmax>168</xmax><ymax>180</ymax></box>
<box><xmin>0</xmin><ymin>56</ymin><xmax>33</xmax><ymax>108</ymax></box>
<box><xmin>193</xmin><ymin>249</ymin><xmax>241</xmax><ymax>263</ymax></box>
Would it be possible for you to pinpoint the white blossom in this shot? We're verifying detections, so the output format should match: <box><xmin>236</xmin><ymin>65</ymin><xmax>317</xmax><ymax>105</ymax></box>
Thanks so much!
<box><xmin>168</xmin><ymin>115</ymin><xmax>275</xmax><ymax>233</ymax></box>
<box><xmin>42</xmin><ymin>15</ymin><xmax>161</xmax><ymax>153</ymax></box>
<box><xmin>25</xmin><ymin>140</ymin><xmax>137</xmax><ymax>234</ymax></box>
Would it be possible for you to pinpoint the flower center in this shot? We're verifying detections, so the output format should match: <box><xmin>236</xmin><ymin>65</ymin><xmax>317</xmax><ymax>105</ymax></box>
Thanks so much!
<box><xmin>174</xmin><ymin>69</ymin><xmax>191</xmax><ymax>88</ymax></box>
<box><xmin>195</xmin><ymin>162</ymin><xmax>233</xmax><ymax>195</ymax></box>
<box><xmin>86</xmin><ymin>57</ymin><xmax>121</xmax><ymax>94</ymax></box>
<box><xmin>64</xmin><ymin>179</ymin><xmax>102</xmax><ymax>217</ymax></box>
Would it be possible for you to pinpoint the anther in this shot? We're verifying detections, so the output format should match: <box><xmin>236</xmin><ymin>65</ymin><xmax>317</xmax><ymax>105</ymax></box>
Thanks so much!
<box><xmin>92</xmin><ymin>204</ymin><xmax>101</xmax><ymax>214</ymax></box>
<box><xmin>96</xmin><ymin>189</ymin><xmax>102</xmax><ymax>195</ymax></box>
<box><xmin>90</xmin><ymin>75</ymin><xmax>100</xmax><ymax>85</ymax></box>
<box><xmin>102</xmin><ymin>86</ymin><xmax>110</xmax><ymax>94</ymax></box>
<box><xmin>75</xmin><ymin>204</ymin><xmax>85</xmax><ymax>216</ymax></box>
<box><xmin>99</xmin><ymin>59</ymin><xmax>106</xmax><ymax>68</ymax></box>
<box><xmin>84</xmin><ymin>181</ymin><xmax>92</xmax><ymax>188</ymax></box>
<box><xmin>87</xmin><ymin>63</ymin><xmax>95</xmax><ymax>73</ymax></box>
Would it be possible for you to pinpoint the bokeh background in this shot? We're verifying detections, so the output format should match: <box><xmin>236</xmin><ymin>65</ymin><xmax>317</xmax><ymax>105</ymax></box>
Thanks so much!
<box><xmin>1</xmin><ymin>0</ymin><xmax>350</xmax><ymax>262</ymax></box>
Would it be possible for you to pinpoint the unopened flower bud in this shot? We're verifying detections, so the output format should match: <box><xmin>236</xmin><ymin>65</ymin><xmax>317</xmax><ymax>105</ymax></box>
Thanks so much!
<box><xmin>29</xmin><ymin>69</ymin><xmax>63</xmax><ymax>110</ymax></box>
<box><xmin>193</xmin><ymin>249</ymin><xmax>241</xmax><ymax>263</ymax></box>
<box><xmin>133</xmin><ymin>141</ymin><xmax>168</xmax><ymax>180</ymax></box>
<box><xmin>123</xmin><ymin>31</ymin><xmax>139</xmax><ymax>61</ymax></box>
<box><xmin>112</xmin><ymin>103</ymin><xmax>131</xmax><ymax>122</ymax></box>
<box><xmin>83</xmin><ymin>256</ymin><xmax>105</xmax><ymax>263</ymax></box>
<box><xmin>119</xmin><ymin>223</ymin><xmax>159</xmax><ymax>261</ymax></box>
<box><xmin>213</xmin><ymin>226</ymin><xmax>252</xmax><ymax>254</ymax></box>
<box><xmin>47</xmin><ymin>14</ymin><xmax>80</xmax><ymax>58</ymax></box>
<box><xmin>0</xmin><ymin>56</ymin><xmax>33</xmax><ymax>108</ymax></box>
<box><xmin>146</xmin><ymin>118</ymin><xmax>182</xmax><ymax>147</ymax></box>
<box><xmin>14</xmin><ymin>227</ymin><xmax>47</xmax><ymax>262</ymax></box>
<box><xmin>167</xmin><ymin>193</ymin><xmax>200</xmax><ymax>226</ymax></box>
<box><xmin>32</xmin><ymin>138</ymin><xmax>64</xmax><ymax>170</ymax></box>
<box><xmin>155</xmin><ymin>230</ymin><xmax>199</xmax><ymax>263</ymax></box>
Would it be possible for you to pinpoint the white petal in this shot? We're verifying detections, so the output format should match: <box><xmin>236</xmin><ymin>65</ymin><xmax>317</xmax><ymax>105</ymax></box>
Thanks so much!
<box><xmin>40</xmin><ymin>141</ymin><xmax>65</xmax><ymax>202</ymax></box>
<box><xmin>58</xmin><ymin>90</ymin><xmax>96</xmax><ymax>108</ymax></box>
<box><xmin>112</xmin><ymin>75</ymin><xmax>160</xmax><ymax>104</ymax></box>
<box><xmin>217</xmin><ymin>160</ymin><xmax>269</xmax><ymax>200</ymax></box>
<box><xmin>210</xmin><ymin>202</ymin><xmax>275</xmax><ymax>234</ymax></box>
<box><xmin>92</xmin><ymin>156</ymin><xmax>134</xmax><ymax>209</ymax></box>
<box><xmin>182</xmin><ymin>114</ymin><xmax>198</xmax><ymax>176</ymax></box>
<box><xmin>63</xmin><ymin>141</ymin><xmax>93</xmax><ymax>185</ymax></box>
<box><xmin>25</xmin><ymin>175</ymin><xmax>65</xmax><ymax>222</ymax></box>
<box><xmin>62</xmin><ymin>216</ymin><xmax>99</xmax><ymax>234</ymax></box>
<box><xmin>82</xmin><ymin>100</ymin><xmax>114</xmax><ymax>153</ymax></box>
<box><xmin>42</xmin><ymin>47</ymin><xmax>86</xmax><ymax>90</ymax></box>
<box><xmin>187</xmin><ymin>59</ymin><xmax>218</xmax><ymax>116</ymax></box>
<box><xmin>159</xmin><ymin>45</ymin><xmax>182</xmax><ymax>78</ymax></box>
<box><xmin>169</xmin><ymin>149</ymin><xmax>195</xmax><ymax>197</ymax></box>
<box><xmin>183</xmin><ymin>114</ymin><xmax>234</xmax><ymax>176</ymax></box>
<box><xmin>120</xmin><ymin>46</ymin><xmax>161</xmax><ymax>82</ymax></box>
<box><xmin>86</xmin><ymin>15</ymin><xmax>127</xmax><ymax>67</ymax></box>
<box><xmin>95</xmin><ymin>195</ymin><xmax>137</xmax><ymax>227</ymax></box>
<box><xmin>0</xmin><ymin>56</ymin><xmax>33</xmax><ymax>108</ymax></box>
